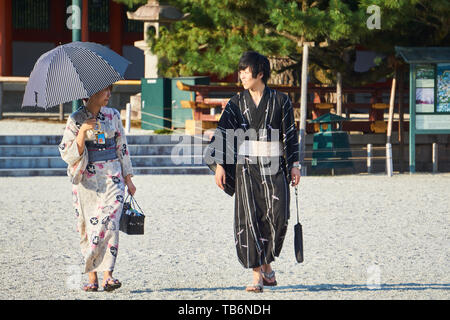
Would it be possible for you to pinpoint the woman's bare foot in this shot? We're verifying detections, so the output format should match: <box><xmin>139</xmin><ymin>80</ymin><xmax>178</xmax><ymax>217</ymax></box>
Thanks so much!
<box><xmin>102</xmin><ymin>271</ymin><xmax>113</xmax><ymax>287</ymax></box>
<box><xmin>88</xmin><ymin>272</ymin><xmax>98</xmax><ymax>285</ymax></box>
<box><xmin>102</xmin><ymin>271</ymin><xmax>121</xmax><ymax>292</ymax></box>
<box><xmin>83</xmin><ymin>272</ymin><xmax>99</xmax><ymax>292</ymax></box>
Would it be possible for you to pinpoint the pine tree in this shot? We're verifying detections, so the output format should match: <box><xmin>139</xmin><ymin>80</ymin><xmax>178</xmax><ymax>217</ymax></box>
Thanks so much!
<box><xmin>113</xmin><ymin>0</ymin><xmax>147</xmax><ymax>8</ymax></box>
<box><xmin>114</xmin><ymin>0</ymin><xmax>450</xmax><ymax>85</ymax></box>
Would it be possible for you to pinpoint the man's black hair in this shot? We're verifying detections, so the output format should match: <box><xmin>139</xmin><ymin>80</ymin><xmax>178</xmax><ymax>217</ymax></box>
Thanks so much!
<box><xmin>238</xmin><ymin>51</ymin><xmax>270</xmax><ymax>84</ymax></box>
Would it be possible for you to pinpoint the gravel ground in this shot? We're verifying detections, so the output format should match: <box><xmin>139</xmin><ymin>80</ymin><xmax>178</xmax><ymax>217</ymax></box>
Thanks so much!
<box><xmin>0</xmin><ymin>173</ymin><xmax>448</xmax><ymax>300</ymax></box>
<box><xmin>0</xmin><ymin>119</ymin><xmax>448</xmax><ymax>300</ymax></box>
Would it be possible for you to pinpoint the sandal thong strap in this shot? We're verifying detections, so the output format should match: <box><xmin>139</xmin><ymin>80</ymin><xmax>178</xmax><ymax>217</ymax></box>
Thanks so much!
<box><xmin>104</xmin><ymin>278</ymin><xmax>120</xmax><ymax>285</ymax></box>
<box><xmin>261</xmin><ymin>270</ymin><xmax>277</xmax><ymax>286</ymax></box>
<box><xmin>83</xmin><ymin>283</ymin><xmax>99</xmax><ymax>291</ymax></box>
<box><xmin>103</xmin><ymin>277</ymin><xmax>121</xmax><ymax>291</ymax></box>
<box><xmin>262</xmin><ymin>270</ymin><xmax>275</xmax><ymax>279</ymax></box>
<box><xmin>84</xmin><ymin>283</ymin><xmax>98</xmax><ymax>287</ymax></box>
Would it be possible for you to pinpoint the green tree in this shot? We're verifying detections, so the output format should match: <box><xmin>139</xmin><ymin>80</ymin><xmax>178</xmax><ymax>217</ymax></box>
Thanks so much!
<box><xmin>354</xmin><ymin>0</ymin><xmax>450</xmax><ymax>82</ymax></box>
<box><xmin>116</xmin><ymin>0</ymin><xmax>450</xmax><ymax>86</ymax></box>
<box><xmin>113</xmin><ymin>0</ymin><xmax>147</xmax><ymax>8</ymax></box>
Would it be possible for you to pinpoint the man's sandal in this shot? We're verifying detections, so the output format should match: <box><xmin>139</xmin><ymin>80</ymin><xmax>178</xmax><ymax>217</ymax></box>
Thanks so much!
<box><xmin>103</xmin><ymin>278</ymin><xmax>122</xmax><ymax>292</ymax></box>
<box><xmin>82</xmin><ymin>283</ymin><xmax>99</xmax><ymax>292</ymax></box>
<box><xmin>245</xmin><ymin>284</ymin><xmax>264</xmax><ymax>293</ymax></box>
<box><xmin>261</xmin><ymin>270</ymin><xmax>277</xmax><ymax>286</ymax></box>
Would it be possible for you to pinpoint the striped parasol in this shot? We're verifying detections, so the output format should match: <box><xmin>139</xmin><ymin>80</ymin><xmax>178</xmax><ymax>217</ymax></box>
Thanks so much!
<box><xmin>22</xmin><ymin>41</ymin><xmax>131</xmax><ymax>109</ymax></box>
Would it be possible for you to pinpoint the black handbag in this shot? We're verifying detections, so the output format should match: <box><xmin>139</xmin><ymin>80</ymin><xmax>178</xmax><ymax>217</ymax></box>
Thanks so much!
<box><xmin>119</xmin><ymin>194</ymin><xmax>145</xmax><ymax>235</ymax></box>
<box><xmin>294</xmin><ymin>186</ymin><xmax>304</xmax><ymax>263</ymax></box>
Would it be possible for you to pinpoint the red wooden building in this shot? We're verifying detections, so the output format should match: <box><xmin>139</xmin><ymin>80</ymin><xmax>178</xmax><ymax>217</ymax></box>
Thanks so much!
<box><xmin>0</xmin><ymin>0</ymin><xmax>145</xmax><ymax>79</ymax></box>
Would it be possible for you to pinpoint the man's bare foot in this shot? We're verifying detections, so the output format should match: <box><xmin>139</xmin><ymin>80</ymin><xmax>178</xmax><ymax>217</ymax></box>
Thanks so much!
<box><xmin>245</xmin><ymin>267</ymin><xmax>264</xmax><ymax>293</ymax></box>
<box><xmin>261</xmin><ymin>264</ymin><xmax>277</xmax><ymax>286</ymax></box>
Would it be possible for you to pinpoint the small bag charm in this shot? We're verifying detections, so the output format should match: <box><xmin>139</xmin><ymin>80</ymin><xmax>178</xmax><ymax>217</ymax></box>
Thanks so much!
<box><xmin>94</xmin><ymin>120</ymin><xmax>106</xmax><ymax>145</ymax></box>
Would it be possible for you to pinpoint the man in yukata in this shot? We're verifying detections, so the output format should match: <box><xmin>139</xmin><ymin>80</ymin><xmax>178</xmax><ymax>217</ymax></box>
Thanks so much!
<box><xmin>205</xmin><ymin>51</ymin><xmax>301</xmax><ymax>292</ymax></box>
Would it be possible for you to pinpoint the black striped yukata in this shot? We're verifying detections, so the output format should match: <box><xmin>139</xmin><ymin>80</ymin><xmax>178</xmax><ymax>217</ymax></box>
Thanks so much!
<box><xmin>205</xmin><ymin>87</ymin><xmax>299</xmax><ymax>268</ymax></box>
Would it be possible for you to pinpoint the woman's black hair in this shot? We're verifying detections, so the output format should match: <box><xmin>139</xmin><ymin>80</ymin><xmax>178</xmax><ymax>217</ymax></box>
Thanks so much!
<box><xmin>238</xmin><ymin>51</ymin><xmax>270</xmax><ymax>84</ymax></box>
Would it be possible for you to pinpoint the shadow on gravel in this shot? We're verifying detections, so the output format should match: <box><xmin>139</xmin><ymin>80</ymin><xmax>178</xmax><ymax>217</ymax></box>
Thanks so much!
<box><xmin>131</xmin><ymin>286</ymin><xmax>244</xmax><ymax>294</ymax></box>
<box><xmin>131</xmin><ymin>283</ymin><xmax>449</xmax><ymax>294</ymax></box>
<box><xmin>269</xmin><ymin>283</ymin><xmax>450</xmax><ymax>292</ymax></box>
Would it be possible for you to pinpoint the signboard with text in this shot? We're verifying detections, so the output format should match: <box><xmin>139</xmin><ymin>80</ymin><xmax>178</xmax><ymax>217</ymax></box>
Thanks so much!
<box><xmin>396</xmin><ymin>46</ymin><xmax>450</xmax><ymax>173</ymax></box>
<box><xmin>414</xmin><ymin>64</ymin><xmax>450</xmax><ymax>131</ymax></box>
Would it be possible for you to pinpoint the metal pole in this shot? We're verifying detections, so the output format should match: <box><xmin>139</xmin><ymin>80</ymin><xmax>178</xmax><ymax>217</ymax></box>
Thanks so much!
<box><xmin>398</xmin><ymin>70</ymin><xmax>405</xmax><ymax>173</ymax></box>
<box><xmin>299</xmin><ymin>43</ymin><xmax>309</xmax><ymax>177</ymax></box>
<box><xmin>386</xmin><ymin>143</ymin><xmax>393</xmax><ymax>177</ymax></box>
<box><xmin>432</xmin><ymin>142</ymin><xmax>438</xmax><ymax>173</ymax></box>
<box><xmin>336</xmin><ymin>72</ymin><xmax>342</xmax><ymax>116</ymax></box>
<box><xmin>367</xmin><ymin>143</ymin><xmax>372</xmax><ymax>174</ymax></box>
<box><xmin>72</xmin><ymin>0</ymin><xmax>81</xmax><ymax>113</ymax></box>
<box><xmin>386</xmin><ymin>68</ymin><xmax>396</xmax><ymax>177</ymax></box>
<box><xmin>126</xmin><ymin>102</ymin><xmax>131</xmax><ymax>134</ymax></box>
<box><xmin>387</xmin><ymin>67</ymin><xmax>397</xmax><ymax>144</ymax></box>
<box><xmin>336</xmin><ymin>72</ymin><xmax>342</xmax><ymax>131</ymax></box>
<box><xmin>409</xmin><ymin>64</ymin><xmax>416</xmax><ymax>174</ymax></box>
<box><xmin>59</xmin><ymin>103</ymin><xmax>64</xmax><ymax>121</ymax></box>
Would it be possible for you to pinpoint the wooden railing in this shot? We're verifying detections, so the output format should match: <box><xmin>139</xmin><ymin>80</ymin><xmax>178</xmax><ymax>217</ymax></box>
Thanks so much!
<box><xmin>176</xmin><ymin>80</ymin><xmax>409</xmax><ymax>134</ymax></box>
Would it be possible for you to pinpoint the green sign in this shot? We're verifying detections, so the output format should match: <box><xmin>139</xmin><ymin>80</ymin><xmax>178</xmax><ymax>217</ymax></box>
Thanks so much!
<box><xmin>413</xmin><ymin>64</ymin><xmax>450</xmax><ymax>131</ymax></box>
<box><xmin>395</xmin><ymin>46</ymin><xmax>450</xmax><ymax>173</ymax></box>
<box><xmin>409</xmin><ymin>63</ymin><xmax>450</xmax><ymax>173</ymax></box>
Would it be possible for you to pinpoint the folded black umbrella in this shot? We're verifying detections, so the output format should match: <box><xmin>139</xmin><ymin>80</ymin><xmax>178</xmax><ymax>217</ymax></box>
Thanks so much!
<box><xmin>294</xmin><ymin>186</ymin><xmax>304</xmax><ymax>263</ymax></box>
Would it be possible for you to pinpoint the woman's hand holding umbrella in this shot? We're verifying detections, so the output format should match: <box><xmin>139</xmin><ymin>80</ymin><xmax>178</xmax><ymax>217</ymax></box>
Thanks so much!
<box><xmin>76</xmin><ymin>118</ymin><xmax>97</xmax><ymax>156</ymax></box>
<box><xmin>80</xmin><ymin>118</ymin><xmax>98</xmax><ymax>132</ymax></box>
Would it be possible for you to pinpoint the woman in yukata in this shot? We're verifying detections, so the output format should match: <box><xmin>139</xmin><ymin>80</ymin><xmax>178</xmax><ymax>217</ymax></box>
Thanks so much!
<box><xmin>59</xmin><ymin>85</ymin><xmax>136</xmax><ymax>292</ymax></box>
<box><xmin>205</xmin><ymin>51</ymin><xmax>301</xmax><ymax>293</ymax></box>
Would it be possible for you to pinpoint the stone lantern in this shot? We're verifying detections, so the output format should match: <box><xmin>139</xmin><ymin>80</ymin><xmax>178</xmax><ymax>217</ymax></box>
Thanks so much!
<box><xmin>127</xmin><ymin>0</ymin><xmax>188</xmax><ymax>78</ymax></box>
<box><xmin>124</xmin><ymin>1</ymin><xmax>188</xmax><ymax>123</ymax></box>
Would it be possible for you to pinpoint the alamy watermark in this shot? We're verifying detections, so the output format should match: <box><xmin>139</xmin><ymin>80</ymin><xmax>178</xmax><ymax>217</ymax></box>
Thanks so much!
<box><xmin>366</xmin><ymin>5</ymin><xmax>381</xmax><ymax>30</ymax></box>
<box><xmin>171</xmin><ymin>128</ymin><xmax>282</xmax><ymax>175</ymax></box>
<box><xmin>68</xmin><ymin>4</ymin><xmax>381</xmax><ymax>31</ymax></box>
<box><xmin>366</xmin><ymin>264</ymin><xmax>381</xmax><ymax>290</ymax></box>
<box><xmin>66</xmin><ymin>5</ymin><xmax>81</xmax><ymax>30</ymax></box>
<box><xmin>66</xmin><ymin>264</ymin><xmax>82</xmax><ymax>290</ymax></box>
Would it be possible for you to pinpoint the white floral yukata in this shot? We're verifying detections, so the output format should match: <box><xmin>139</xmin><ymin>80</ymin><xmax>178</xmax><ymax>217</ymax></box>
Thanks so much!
<box><xmin>59</xmin><ymin>105</ymin><xmax>133</xmax><ymax>273</ymax></box>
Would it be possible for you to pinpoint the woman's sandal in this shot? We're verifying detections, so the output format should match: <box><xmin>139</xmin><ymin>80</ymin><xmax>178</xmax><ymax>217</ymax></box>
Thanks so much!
<box><xmin>261</xmin><ymin>270</ymin><xmax>277</xmax><ymax>286</ymax></box>
<box><xmin>245</xmin><ymin>283</ymin><xmax>264</xmax><ymax>293</ymax></box>
<box><xmin>82</xmin><ymin>283</ymin><xmax>99</xmax><ymax>292</ymax></box>
<box><xmin>103</xmin><ymin>278</ymin><xmax>122</xmax><ymax>292</ymax></box>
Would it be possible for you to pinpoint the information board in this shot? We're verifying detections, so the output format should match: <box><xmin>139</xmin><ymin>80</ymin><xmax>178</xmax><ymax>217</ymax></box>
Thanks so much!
<box><xmin>396</xmin><ymin>46</ymin><xmax>450</xmax><ymax>173</ymax></box>
<box><xmin>414</xmin><ymin>63</ymin><xmax>450</xmax><ymax>131</ymax></box>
